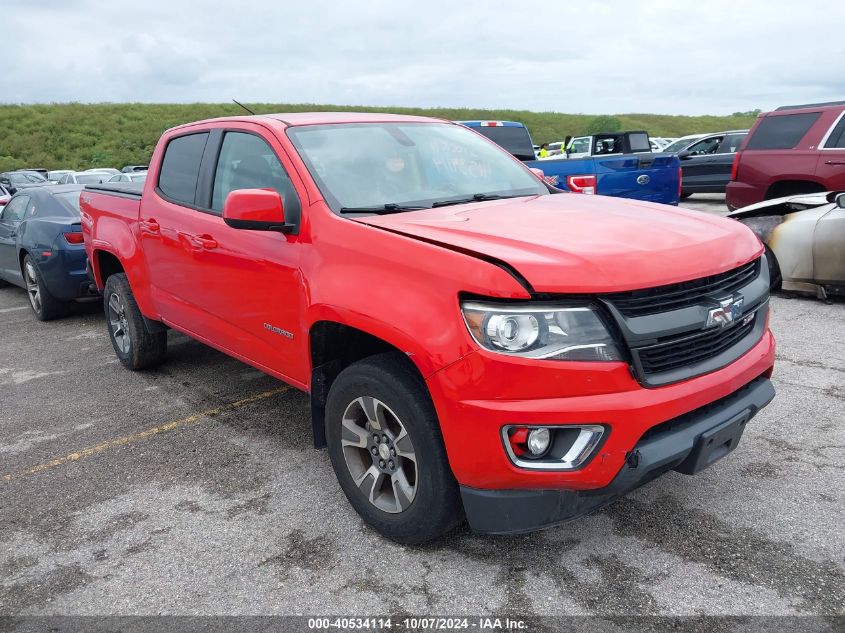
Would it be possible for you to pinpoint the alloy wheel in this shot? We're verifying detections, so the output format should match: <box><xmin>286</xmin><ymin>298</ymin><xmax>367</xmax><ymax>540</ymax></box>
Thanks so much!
<box><xmin>107</xmin><ymin>292</ymin><xmax>130</xmax><ymax>355</ymax></box>
<box><xmin>23</xmin><ymin>260</ymin><xmax>41</xmax><ymax>315</ymax></box>
<box><xmin>340</xmin><ymin>396</ymin><xmax>418</xmax><ymax>513</ymax></box>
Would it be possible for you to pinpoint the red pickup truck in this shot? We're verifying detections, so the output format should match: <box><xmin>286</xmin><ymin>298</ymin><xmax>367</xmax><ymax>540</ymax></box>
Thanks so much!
<box><xmin>81</xmin><ymin>112</ymin><xmax>776</xmax><ymax>544</ymax></box>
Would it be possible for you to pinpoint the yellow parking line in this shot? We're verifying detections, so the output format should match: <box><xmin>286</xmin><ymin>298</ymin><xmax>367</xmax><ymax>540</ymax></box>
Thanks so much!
<box><xmin>2</xmin><ymin>386</ymin><xmax>290</xmax><ymax>482</ymax></box>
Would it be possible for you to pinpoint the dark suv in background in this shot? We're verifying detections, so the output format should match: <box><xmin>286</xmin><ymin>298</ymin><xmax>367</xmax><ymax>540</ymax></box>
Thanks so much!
<box><xmin>726</xmin><ymin>101</ymin><xmax>845</xmax><ymax>210</ymax></box>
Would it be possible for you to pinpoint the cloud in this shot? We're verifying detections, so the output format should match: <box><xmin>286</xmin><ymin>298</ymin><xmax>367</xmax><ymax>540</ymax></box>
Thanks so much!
<box><xmin>3</xmin><ymin>0</ymin><xmax>843</xmax><ymax>114</ymax></box>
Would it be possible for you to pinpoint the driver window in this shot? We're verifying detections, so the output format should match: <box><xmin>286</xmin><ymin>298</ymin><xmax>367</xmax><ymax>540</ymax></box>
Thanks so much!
<box><xmin>688</xmin><ymin>137</ymin><xmax>723</xmax><ymax>155</ymax></box>
<box><xmin>570</xmin><ymin>138</ymin><xmax>590</xmax><ymax>153</ymax></box>
<box><xmin>212</xmin><ymin>132</ymin><xmax>300</xmax><ymax>223</ymax></box>
<box><xmin>1</xmin><ymin>196</ymin><xmax>30</xmax><ymax>221</ymax></box>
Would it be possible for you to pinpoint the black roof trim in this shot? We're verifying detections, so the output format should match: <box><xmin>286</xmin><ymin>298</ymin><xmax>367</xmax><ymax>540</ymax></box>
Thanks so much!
<box><xmin>774</xmin><ymin>101</ymin><xmax>845</xmax><ymax>111</ymax></box>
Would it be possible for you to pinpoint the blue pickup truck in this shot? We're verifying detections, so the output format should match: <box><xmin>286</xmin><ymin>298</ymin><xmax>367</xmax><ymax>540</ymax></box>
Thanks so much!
<box><xmin>458</xmin><ymin>120</ymin><xmax>681</xmax><ymax>205</ymax></box>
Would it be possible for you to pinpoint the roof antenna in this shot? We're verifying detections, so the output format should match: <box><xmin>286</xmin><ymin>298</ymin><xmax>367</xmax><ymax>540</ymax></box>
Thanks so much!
<box><xmin>232</xmin><ymin>99</ymin><xmax>256</xmax><ymax>115</ymax></box>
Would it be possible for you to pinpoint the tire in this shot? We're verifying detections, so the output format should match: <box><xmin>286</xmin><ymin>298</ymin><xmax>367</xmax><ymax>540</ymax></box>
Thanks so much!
<box><xmin>22</xmin><ymin>254</ymin><xmax>68</xmax><ymax>321</ymax></box>
<box><xmin>325</xmin><ymin>352</ymin><xmax>463</xmax><ymax>544</ymax></box>
<box><xmin>680</xmin><ymin>193</ymin><xmax>692</xmax><ymax>200</ymax></box>
<box><xmin>764</xmin><ymin>244</ymin><xmax>782</xmax><ymax>292</ymax></box>
<box><xmin>103</xmin><ymin>273</ymin><xmax>167</xmax><ymax>370</ymax></box>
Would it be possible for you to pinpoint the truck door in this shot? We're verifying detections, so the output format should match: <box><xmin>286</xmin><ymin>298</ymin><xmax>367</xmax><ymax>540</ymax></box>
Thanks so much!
<box><xmin>708</xmin><ymin>133</ymin><xmax>747</xmax><ymax>191</ymax></box>
<box><xmin>0</xmin><ymin>195</ymin><xmax>30</xmax><ymax>281</ymax></box>
<box><xmin>142</xmin><ymin>126</ymin><xmax>307</xmax><ymax>383</ymax></box>
<box><xmin>678</xmin><ymin>135</ymin><xmax>723</xmax><ymax>191</ymax></box>
<box><xmin>814</xmin><ymin>112</ymin><xmax>845</xmax><ymax>192</ymax></box>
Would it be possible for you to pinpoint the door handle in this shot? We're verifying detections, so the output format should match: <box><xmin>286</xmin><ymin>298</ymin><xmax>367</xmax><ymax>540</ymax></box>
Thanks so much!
<box><xmin>193</xmin><ymin>234</ymin><xmax>218</xmax><ymax>250</ymax></box>
<box><xmin>179</xmin><ymin>232</ymin><xmax>218</xmax><ymax>250</ymax></box>
<box><xmin>824</xmin><ymin>160</ymin><xmax>845</xmax><ymax>165</ymax></box>
<box><xmin>140</xmin><ymin>219</ymin><xmax>160</xmax><ymax>234</ymax></box>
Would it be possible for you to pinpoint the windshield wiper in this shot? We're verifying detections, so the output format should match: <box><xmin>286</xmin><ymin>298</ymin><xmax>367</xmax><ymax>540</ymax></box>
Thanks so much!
<box><xmin>339</xmin><ymin>203</ymin><xmax>428</xmax><ymax>215</ymax></box>
<box><xmin>431</xmin><ymin>193</ymin><xmax>520</xmax><ymax>208</ymax></box>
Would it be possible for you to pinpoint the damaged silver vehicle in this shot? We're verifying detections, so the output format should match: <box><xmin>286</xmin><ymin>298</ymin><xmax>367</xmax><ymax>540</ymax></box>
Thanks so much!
<box><xmin>728</xmin><ymin>191</ymin><xmax>845</xmax><ymax>299</ymax></box>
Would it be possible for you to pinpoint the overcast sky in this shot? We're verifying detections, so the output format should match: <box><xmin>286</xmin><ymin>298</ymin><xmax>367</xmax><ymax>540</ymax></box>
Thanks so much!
<box><xmin>5</xmin><ymin>0</ymin><xmax>843</xmax><ymax>115</ymax></box>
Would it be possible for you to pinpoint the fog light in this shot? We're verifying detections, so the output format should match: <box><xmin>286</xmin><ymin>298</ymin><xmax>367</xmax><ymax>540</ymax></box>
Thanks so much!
<box><xmin>503</xmin><ymin>424</ymin><xmax>606</xmax><ymax>470</ymax></box>
<box><xmin>527</xmin><ymin>428</ymin><xmax>551</xmax><ymax>455</ymax></box>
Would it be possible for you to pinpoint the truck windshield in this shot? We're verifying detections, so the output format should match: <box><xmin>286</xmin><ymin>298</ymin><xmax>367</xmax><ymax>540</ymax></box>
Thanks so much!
<box><xmin>287</xmin><ymin>122</ymin><xmax>547</xmax><ymax>213</ymax></box>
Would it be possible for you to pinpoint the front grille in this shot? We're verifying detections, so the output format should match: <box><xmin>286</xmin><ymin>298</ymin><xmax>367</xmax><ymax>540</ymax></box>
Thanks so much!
<box><xmin>636</xmin><ymin>313</ymin><xmax>757</xmax><ymax>375</ymax></box>
<box><xmin>604</xmin><ymin>259</ymin><xmax>760</xmax><ymax>318</ymax></box>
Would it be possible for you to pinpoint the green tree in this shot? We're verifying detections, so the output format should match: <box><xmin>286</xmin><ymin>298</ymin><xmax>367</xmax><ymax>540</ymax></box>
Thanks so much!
<box><xmin>586</xmin><ymin>115</ymin><xmax>622</xmax><ymax>134</ymax></box>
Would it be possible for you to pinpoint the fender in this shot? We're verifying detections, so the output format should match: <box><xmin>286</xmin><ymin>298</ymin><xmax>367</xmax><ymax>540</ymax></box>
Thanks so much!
<box><xmin>301</xmin><ymin>208</ymin><xmax>532</xmax><ymax>380</ymax></box>
<box><xmin>305</xmin><ymin>303</ymin><xmax>472</xmax><ymax>381</ymax></box>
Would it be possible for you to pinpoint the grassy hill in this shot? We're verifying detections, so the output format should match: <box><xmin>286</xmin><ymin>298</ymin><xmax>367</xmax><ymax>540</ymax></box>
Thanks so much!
<box><xmin>0</xmin><ymin>103</ymin><xmax>760</xmax><ymax>172</ymax></box>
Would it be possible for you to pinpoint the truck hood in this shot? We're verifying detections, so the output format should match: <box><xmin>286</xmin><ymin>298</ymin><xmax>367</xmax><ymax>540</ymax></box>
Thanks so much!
<box><xmin>356</xmin><ymin>194</ymin><xmax>762</xmax><ymax>293</ymax></box>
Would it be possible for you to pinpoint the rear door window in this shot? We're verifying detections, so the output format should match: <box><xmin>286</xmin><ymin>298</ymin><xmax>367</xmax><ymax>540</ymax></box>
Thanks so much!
<box><xmin>158</xmin><ymin>132</ymin><xmax>209</xmax><ymax>206</ymax></box>
<box><xmin>823</xmin><ymin>114</ymin><xmax>845</xmax><ymax>149</ymax></box>
<box><xmin>716</xmin><ymin>134</ymin><xmax>746</xmax><ymax>153</ymax></box>
<box><xmin>746</xmin><ymin>113</ymin><xmax>821</xmax><ymax>149</ymax></box>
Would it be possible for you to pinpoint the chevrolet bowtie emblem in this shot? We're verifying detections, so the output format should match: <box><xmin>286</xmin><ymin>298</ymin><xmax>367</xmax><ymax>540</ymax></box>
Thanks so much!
<box><xmin>706</xmin><ymin>297</ymin><xmax>744</xmax><ymax>328</ymax></box>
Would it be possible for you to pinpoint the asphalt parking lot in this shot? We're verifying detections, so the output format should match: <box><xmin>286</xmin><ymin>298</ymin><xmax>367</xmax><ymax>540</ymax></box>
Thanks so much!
<box><xmin>1</xmin><ymin>194</ymin><xmax>843</xmax><ymax>620</ymax></box>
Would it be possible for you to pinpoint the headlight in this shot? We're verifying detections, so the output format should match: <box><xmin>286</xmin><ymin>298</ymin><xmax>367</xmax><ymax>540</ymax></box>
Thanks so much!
<box><xmin>461</xmin><ymin>301</ymin><xmax>624</xmax><ymax>361</ymax></box>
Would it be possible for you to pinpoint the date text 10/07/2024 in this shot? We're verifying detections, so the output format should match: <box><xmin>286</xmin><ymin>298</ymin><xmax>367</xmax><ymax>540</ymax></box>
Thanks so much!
<box><xmin>307</xmin><ymin>617</ymin><xmax>528</xmax><ymax>630</ymax></box>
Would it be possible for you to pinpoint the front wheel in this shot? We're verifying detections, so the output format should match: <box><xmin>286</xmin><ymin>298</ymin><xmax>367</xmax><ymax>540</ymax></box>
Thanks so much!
<box><xmin>764</xmin><ymin>244</ymin><xmax>782</xmax><ymax>291</ymax></box>
<box><xmin>326</xmin><ymin>353</ymin><xmax>463</xmax><ymax>544</ymax></box>
<box><xmin>22</xmin><ymin>254</ymin><xmax>68</xmax><ymax>321</ymax></box>
<box><xmin>103</xmin><ymin>273</ymin><xmax>167</xmax><ymax>370</ymax></box>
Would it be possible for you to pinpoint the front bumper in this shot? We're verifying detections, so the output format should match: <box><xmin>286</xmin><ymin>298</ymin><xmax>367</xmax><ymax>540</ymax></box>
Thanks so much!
<box><xmin>426</xmin><ymin>327</ymin><xmax>775</xmax><ymax>491</ymax></box>
<box><xmin>460</xmin><ymin>376</ymin><xmax>775</xmax><ymax>534</ymax></box>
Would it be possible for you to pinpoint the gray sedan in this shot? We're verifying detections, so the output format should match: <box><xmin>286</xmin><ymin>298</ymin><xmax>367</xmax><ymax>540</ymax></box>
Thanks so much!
<box><xmin>728</xmin><ymin>191</ymin><xmax>845</xmax><ymax>299</ymax></box>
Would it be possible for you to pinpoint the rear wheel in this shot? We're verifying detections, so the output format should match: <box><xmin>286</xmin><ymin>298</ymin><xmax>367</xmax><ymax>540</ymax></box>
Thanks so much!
<box><xmin>22</xmin><ymin>254</ymin><xmax>68</xmax><ymax>321</ymax></box>
<box><xmin>103</xmin><ymin>273</ymin><xmax>167</xmax><ymax>370</ymax></box>
<box><xmin>325</xmin><ymin>353</ymin><xmax>463</xmax><ymax>544</ymax></box>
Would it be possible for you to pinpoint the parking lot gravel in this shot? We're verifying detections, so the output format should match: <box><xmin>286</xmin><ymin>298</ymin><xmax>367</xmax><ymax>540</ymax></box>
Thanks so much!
<box><xmin>1</xmin><ymin>195</ymin><xmax>843</xmax><ymax>619</ymax></box>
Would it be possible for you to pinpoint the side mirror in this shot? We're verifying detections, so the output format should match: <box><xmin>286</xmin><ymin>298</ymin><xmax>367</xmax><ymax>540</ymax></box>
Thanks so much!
<box><xmin>223</xmin><ymin>188</ymin><xmax>293</xmax><ymax>233</ymax></box>
<box><xmin>678</xmin><ymin>150</ymin><xmax>691</xmax><ymax>159</ymax></box>
<box><xmin>836</xmin><ymin>192</ymin><xmax>845</xmax><ymax>209</ymax></box>
<box><xmin>529</xmin><ymin>167</ymin><xmax>545</xmax><ymax>180</ymax></box>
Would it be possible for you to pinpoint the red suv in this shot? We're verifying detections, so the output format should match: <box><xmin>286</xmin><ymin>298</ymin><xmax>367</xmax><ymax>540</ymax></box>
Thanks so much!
<box><xmin>726</xmin><ymin>101</ymin><xmax>845</xmax><ymax>210</ymax></box>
